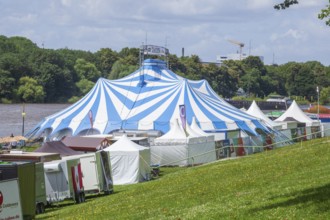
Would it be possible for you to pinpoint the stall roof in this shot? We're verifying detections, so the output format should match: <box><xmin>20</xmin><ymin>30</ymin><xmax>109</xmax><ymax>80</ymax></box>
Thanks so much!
<box><xmin>62</xmin><ymin>136</ymin><xmax>110</xmax><ymax>152</ymax></box>
<box><xmin>0</xmin><ymin>151</ymin><xmax>60</xmax><ymax>162</ymax></box>
<box><xmin>35</xmin><ymin>141</ymin><xmax>82</xmax><ymax>157</ymax></box>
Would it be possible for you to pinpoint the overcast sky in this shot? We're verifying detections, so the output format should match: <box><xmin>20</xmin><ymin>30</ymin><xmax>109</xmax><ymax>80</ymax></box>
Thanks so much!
<box><xmin>1</xmin><ymin>0</ymin><xmax>329</xmax><ymax>65</ymax></box>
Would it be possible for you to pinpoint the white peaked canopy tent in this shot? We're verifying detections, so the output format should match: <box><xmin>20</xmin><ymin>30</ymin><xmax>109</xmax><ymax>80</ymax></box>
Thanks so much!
<box><xmin>104</xmin><ymin>135</ymin><xmax>150</xmax><ymax>185</ymax></box>
<box><xmin>247</xmin><ymin>101</ymin><xmax>283</xmax><ymax>130</ymax></box>
<box><xmin>275</xmin><ymin>100</ymin><xmax>320</xmax><ymax>127</ymax></box>
<box><xmin>26</xmin><ymin>59</ymin><xmax>270</xmax><ymax>140</ymax></box>
<box><xmin>275</xmin><ymin>100</ymin><xmax>320</xmax><ymax>140</ymax></box>
<box><xmin>151</xmin><ymin>119</ymin><xmax>216</xmax><ymax>166</ymax></box>
<box><xmin>190</xmin><ymin>117</ymin><xmax>211</xmax><ymax>136</ymax></box>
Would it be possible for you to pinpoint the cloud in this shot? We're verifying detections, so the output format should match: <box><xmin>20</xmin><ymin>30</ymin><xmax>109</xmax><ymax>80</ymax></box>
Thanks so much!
<box><xmin>271</xmin><ymin>29</ymin><xmax>306</xmax><ymax>42</ymax></box>
<box><xmin>0</xmin><ymin>0</ymin><xmax>329</xmax><ymax>65</ymax></box>
<box><xmin>246</xmin><ymin>0</ymin><xmax>273</xmax><ymax>10</ymax></box>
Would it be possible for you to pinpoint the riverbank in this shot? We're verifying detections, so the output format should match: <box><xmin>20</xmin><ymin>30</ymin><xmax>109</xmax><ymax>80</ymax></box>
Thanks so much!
<box><xmin>1</xmin><ymin>102</ymin><xmax>328</xmax><ymax>138</ymax></box>
<box><xmin>0</xmin><ymin>104</ymin><xmax>70</xmax><ymax>137</ymax></box>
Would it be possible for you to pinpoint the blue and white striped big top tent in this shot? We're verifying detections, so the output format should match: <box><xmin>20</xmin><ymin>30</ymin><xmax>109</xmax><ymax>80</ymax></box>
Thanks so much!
<box><xmin>27</xmin><ymin>59</ymin><xmax>269</xmax><ymax>140</ymax></box>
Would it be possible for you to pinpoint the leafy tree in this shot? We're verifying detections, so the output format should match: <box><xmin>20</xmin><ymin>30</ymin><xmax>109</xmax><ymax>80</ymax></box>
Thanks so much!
<box><xmin>274</xmin><ymin>0</ymin><xmax>298</xmax><ymax>10</ymax></box>
<box><xmin>270</xmin><ymin>65</ymin><xmax>287</xmax><ymax>96</ymax></box>
<box><xmin>95</xmin><ymin>48</ymin><xmax>119</xmax><ymax>78</ymax></box>
<box><xmin>118</xmin><ymin>47</ymin><xmax>140</xmax><ymax>60</ymax></box>
<box><xmin>180</xmin><ymin>55</ymin><xmax>203</xmax><ymax>80</ymax></box>
<box><xmin>37</xmin><ymin>63</ymin><xmax>71</xmax><ymax>102</ymax></box>
<box><xmin>274</xmin><ymin>0</ymin><xmax>330</xmax><ymax>26</ymax></box>
<box><xmin>17</xmin><ymin>76</ymin><xmax>45</xmax><ymax>102</ymax></box>
<box><xmin>0</xmin><ymin>35</ymin><xmax>17</xmax><ymax>54</ymax></box>
<box><xmin>68</xmin><ymin>96</ymin><xmax>81</xmax><ymax>104</ymax></box>
<box><xmin>284</xmin><ymin>63</ymin><xmax>315</xmax><ymax>100</ymax></box>
<box><xmin>306</xmin><ymin>61</ymin><xmax>330</xmax><ymax>90</ymax></box>
<box><xmin>200</xmin><ymin>63</ymin><xmax>235</xmax><ymax>98</ymax></box>
<box><xmin>7</xmin><ymin>36</ymin><xmax>38</xmax><ymax>53</ymax></box>
<box><xmin>242</xmin><ymin>56</ymin><xmax>266</xmax><ymax>76</ymax></box>
<box><xmin>27</xmin><ymin>49</ymin><xmax>75</xmax><ymax>102</ymax></box>
<box><xmin>109</xmin><ymin>58</ymin><xmax>138</xmax><ymax>79</ymax></box>
<box><xmin>1</xmin><ymin>35</ymin><xmax>329</xmax><ymax>104</ymax></box>
<box><xmin>74</xmin><ymin>58</ymin><xmax>101</xmax><ymax>82</ymax></box>
<box><xmin>241</xmin><ymin>68</ymin><xmax>263</xmax><ymax>97</ymax></box>
<box><xmin>76</xmin><ymin>79</ymin><xmax>95</xmax><ymax>97</ymax></box>
<box><xmin>319</xmin><ymin>2</ymin><xmax>330</xmax><ymax>25</ymax></box>
<box><xmin>168</xmin><ymin>54</ymin><xmax>186</xmax><ymax>75</ymax></box>
<box><xmin>260</xmin><ymin>74</ymin><xmax>278</xmax><ymax>97</ymax></box>
<box><xmin>0</xmin><ymin>53</ymin><xmax>29</xmax><ymax>83</ymax></box>
<box><xmin>0</xmin><ymin>69</ymin><xmax>15</xmax><ymax>100</ymax></box>
<box><xmin>294</xmin><ymin>65</ymin><xmax>315</xmax><ymax>100</ymax></box>
<box><xmin>320</xmin><ymin>87</ymin><xmax>330</xmax><ymax>104</ymax></box>
<box><xmin>221</xmin><ymin>60</ymin><xmax>245</xmax><ymax>85</ymax></box>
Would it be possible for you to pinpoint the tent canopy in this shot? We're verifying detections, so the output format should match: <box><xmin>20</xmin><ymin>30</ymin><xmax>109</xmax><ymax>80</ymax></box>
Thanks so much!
<box><xmin>27</xmin><ymin>59</ymin><xmax>268</xmax><ymax>139</ymax></box>
<box><xmin>151</xmin><ymin>118</ymin><xmax>216</xmax><ymax>166</ymax></box>
<box><xmin>246</xmin><ymin>100</ymin><xmax>283</xmax><ymax>130</ymax></box>
<box><xmin>107</xmin><ymin>134</ymin><xmax>149</xmax><ymax>152</ymax></box>
<box><xmin>104</xmin><ymin>135</ymin><xmax>150</xmax><ymax>185</ymax></box>
<box><xmin>275</xmin><ymin>100</ymin><xmax>319</xmax><ymax>126</ymax></box>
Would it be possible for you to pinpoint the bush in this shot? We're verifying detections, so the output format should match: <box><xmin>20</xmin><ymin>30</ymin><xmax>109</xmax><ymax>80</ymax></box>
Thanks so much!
<box><xmin>68</xmin><ymin>96</ymin><xmax>81</xmax><ymax>103</ymax></box>
<box><xmin>305</xmin><ymin>105</ymin><xmax>330</xmax><ymax>114</ymax></box>
<box><xmin>231</xmin><ymin>96</ymin><xmax>263</xmax><ymax>101</ymax></box>
<box><xmin>1</xmin><ymin>98</ymin><xmax>12</xmax><ymax>104</ymax></box>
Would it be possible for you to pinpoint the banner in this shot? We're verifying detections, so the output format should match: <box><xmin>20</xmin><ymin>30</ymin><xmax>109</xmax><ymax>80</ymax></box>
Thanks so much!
<box><xmin>100</xmin><ymin>151</ymin><xmax>113</xmax><ymax>192</ymax></box>
<box><xmin>142</xmin><ymin>45</ymin><xmax>169</xmax><ymax>56</ymax></box>
<box><xmin>0</xmin><ymin>179</ymin><xmax>23</xmax><ymax>220</ymax></box>
<box><xmin>236</xmin><ymin>137</ymin><xmax>245</xmax><ymax>156</ymax></box>
<box><xmin>71</xmin><ymin>163</ymin><xmax>83</xmax><ymax>194</ymax></box>
<box><xmin>179</xmin><ymin>104</ymin><xmax>186</xmax><ymax>131</ymax></box>
<box><xmin>88</xmin><ymin>110</ymin><xmax>93</xmax><ymax>129</ymax></box>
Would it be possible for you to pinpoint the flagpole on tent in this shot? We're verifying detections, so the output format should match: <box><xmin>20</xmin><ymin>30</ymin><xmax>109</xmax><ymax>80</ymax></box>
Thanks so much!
<box><xmin>317</xmin><ymin>86</ymin><xmax>320</xmax><ymax>122</ymax></box>
<box><xmin>22</xmin><ymin>103</ymin><xmax>25</xmax><ymax>136</ymax></box>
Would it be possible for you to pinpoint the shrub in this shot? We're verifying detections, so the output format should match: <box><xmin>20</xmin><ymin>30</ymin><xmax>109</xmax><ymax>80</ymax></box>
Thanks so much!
<box><xmin>305</xmin><ymin>105</ymin><xmax>330</xmax><ymax>114</ymax></box>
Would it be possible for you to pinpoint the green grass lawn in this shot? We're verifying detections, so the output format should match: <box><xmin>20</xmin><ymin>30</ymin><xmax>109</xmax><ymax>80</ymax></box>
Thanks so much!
<box><xmin>37</xmin><ymin>137</ymin><xmax>330</xmax><ymax>220</ymax></box>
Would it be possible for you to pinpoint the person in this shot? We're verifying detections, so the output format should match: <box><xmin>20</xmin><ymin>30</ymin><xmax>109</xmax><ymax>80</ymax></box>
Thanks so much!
<box><xmin>10</xmin><ymin>140</ymin><xmax>17</xmax><ymax>149</ymax></box>
<box><xmin>10</xmin><ymin>133</ymin><xmax>17</xmax><ymax>149</ymax></box>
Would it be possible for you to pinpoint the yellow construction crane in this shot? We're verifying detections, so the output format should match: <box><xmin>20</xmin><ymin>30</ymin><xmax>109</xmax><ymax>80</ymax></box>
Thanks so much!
<box><xmin>227</xmin><ymin>39</ymin><xmax>245</xmax><ymax>60</ymax></box>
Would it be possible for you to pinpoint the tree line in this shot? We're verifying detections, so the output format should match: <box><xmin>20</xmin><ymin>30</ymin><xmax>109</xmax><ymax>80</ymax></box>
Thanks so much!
<box><xmin>0</xmin><ymin>35</ymin><xmax>329</xmax><ymax>105</ymax></box>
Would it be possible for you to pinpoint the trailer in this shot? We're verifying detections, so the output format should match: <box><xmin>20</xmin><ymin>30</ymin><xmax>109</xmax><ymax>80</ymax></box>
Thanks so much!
<box><xmin>44</xmin><ymin>157</ymin><xmax>85</xmax><ymax>204</ymax></box>
<box><xmin>0</xmin><ymin>161</ymin><xmax>36</xmax><ymax>220</ymax></box>
<box><xmin>63</xmin><ymin>150</ymin><xmax>114</xmax><ymax>195</ymax></box>
<box><xmin>0</xmin><ymin>179</ymin><xmax>23</xmax><ymax>220</ymax></box>
<box><xmin>35</xmin><ymin>162</ymin><xmax>47</xmax><ymax>214</ymax></box>
<box><xmin>0</xmin><ymin>156</ymin><xmax>51</xmax><ymax>215</ymax></box>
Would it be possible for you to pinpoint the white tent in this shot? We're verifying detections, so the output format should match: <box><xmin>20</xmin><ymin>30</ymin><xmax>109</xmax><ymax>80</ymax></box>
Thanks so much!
<box><xmin>104</xmin><ymin>135</ymin><xmax>151</xmax><ymax>185</ymax></box>
<box><xmin>247</xmin><ymin>101</ymin><xmax>283</xmax><ymax>130</ymax></box>
<box><xmin>151</xmin><ymin>119</ymin><xmax>216</xmax><ymax>166</ymax></box>
<box><xmin>275</xmin><ymin>100</ymin><xmax>320</xmax><ymax>127</ymax></box>
<box><xmin>275</xmin><ymin>100</ymin><xmax>320</xmax><ymax>140</ymax></box>
<box><xmin>190</xmin><ymin>117</ymin><xmax>211</xmax><ymax>137</ymax></box>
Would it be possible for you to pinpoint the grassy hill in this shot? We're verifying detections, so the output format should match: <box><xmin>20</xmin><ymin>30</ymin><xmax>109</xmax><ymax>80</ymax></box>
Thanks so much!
<box><xmin>38</xmin><ymin>137</ymin><xmax>330</xmax><ymax>220</ymax></box>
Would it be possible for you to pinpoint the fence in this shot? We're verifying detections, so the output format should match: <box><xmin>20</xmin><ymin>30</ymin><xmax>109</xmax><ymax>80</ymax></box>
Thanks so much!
<box><xmin>152</xmin><ymin>125</ymin><xmax>330</xmax><ymax>167</ymax></box>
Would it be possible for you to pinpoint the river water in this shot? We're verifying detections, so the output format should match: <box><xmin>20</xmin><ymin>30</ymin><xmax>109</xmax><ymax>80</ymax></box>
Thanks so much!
<box><xmin>0</xmin><ymin>104</ymin><xmax>69</xmax><ymax>138</ymax></box>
